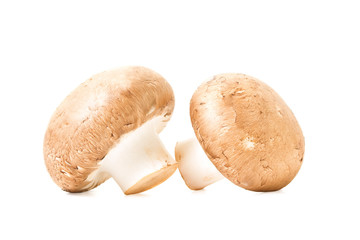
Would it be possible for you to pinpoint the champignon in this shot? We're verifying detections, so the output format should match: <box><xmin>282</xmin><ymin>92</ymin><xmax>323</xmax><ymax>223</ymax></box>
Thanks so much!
<box><xmin>44</xmin><ymin>66</ymin><xmax>177</xmax><ymax>194</ymax></box>
<box><xmin>176</xmin><ymin>73</ymin><xmax>305</xmax><ymax>191</ymax></box>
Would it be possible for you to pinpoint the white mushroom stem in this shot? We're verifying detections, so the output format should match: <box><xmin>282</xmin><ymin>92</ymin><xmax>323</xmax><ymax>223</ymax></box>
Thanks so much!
<box><xmin>85</xmin><ymin>116</ymin><xmax>177</xmax><ymax>194</ymax></box>
<box><xmin>175</xmin><ymin>138</ymin><xmax>224</xmax><ymax>190</ymax></box>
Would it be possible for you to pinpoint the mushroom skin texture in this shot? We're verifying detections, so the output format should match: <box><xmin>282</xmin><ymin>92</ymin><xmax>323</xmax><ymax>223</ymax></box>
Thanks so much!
<box><xmin>189</xmin><ymin>73</ymin><xmax>305</xmax><ymax>192</ymax></box>
<box><xmin>44</xmin><ymin>66</ymin><xmax>177</xmax><ymax>194</ymax></box>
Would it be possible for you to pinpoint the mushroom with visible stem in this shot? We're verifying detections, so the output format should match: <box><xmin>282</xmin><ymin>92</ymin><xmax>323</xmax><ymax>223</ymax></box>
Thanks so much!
<box><xmin>176</xmin><ymin>73</ymin><xmax>305</xmax><ymax>192</ymax></box>
<box><xmin>44</xmin><ymin>66</ymin><xmax>177</xmax><ymax>195</ymax></box>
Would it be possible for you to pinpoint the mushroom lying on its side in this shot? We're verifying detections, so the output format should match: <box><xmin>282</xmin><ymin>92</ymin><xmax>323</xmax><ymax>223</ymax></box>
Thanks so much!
<box><xmin>44</xmin><ymin>66</ymin><xmax>177</xmax><ymax>195</ymax></box>
<box><xmin>176</xmin><ymin>73</ymin><xmax>305</xmax><ymax>192</ymax></box>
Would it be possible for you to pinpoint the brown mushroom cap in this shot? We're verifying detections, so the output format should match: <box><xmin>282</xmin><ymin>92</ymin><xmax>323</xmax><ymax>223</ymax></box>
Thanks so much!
<box><xmin>190</xmin><ymin>73</ymin><xmax>304</xmax><ymax>191</ymax></box>
<box><xmin>44</xmin><ymin>66</ymin><xmax>174</xmax><ymax>192</ymax></box>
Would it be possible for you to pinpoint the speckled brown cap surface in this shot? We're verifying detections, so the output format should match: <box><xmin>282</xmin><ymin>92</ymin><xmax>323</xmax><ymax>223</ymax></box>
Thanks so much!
<box><xmin>190</xmin><ymin>74</ymin><xmax>304</xmax><ymax>191</ymax></box>
<box><xmin>44</xmin><ymin>66</ymin><xmax>174</xmax><ymax>192</ymax></box>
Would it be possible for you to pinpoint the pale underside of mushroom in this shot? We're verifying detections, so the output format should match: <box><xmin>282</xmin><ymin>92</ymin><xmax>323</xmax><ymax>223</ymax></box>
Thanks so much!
<box><xmin>43</xmin><ymin>66</ymin><xmax>177</xmax><ymax>194</ymax></box>
<box><xmin>175</xmin><ymin>138</ymin><xmax>224</xmax><ymax>190</ymax></box>
<box><xmin>83</xmin><ymin>116</ymin><xmax>177</xmax><ymax>195</ymax></box>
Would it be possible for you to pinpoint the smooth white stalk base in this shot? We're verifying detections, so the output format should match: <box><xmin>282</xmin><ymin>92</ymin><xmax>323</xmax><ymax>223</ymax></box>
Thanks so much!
<box><xmin>175</xmin><ymin>138</ymin><xmax>224</xmax><ymax>190</ymax></box>
<box><xmin>85</xmin><ymin>116</ymin><xmax>176</xmax><ymax>194</ymax></box>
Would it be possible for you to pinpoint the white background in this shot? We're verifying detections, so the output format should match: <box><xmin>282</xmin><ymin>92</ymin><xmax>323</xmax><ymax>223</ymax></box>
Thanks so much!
<box><xmin>1</xmin><ymin>0</ymin><xmax>359</xmax><ymax>239</ymax></box>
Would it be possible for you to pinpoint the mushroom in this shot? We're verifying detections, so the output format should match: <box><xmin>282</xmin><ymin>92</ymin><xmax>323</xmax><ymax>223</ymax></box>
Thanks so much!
<box><xmin>44</xmin><ymin>66</ymin><xmax>177</xmax><ymax>195</ymax></box>
<box><xmin>175</xmin><ymin>73</ymin><xmax>305</xmax><ymax>191</ymax></box>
